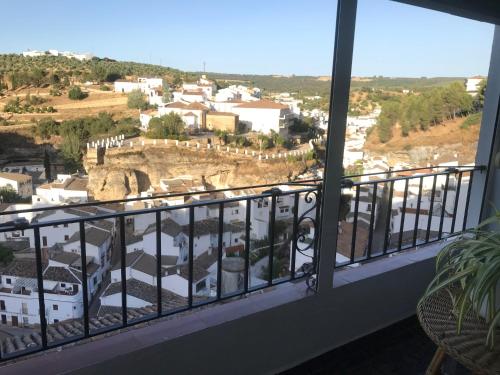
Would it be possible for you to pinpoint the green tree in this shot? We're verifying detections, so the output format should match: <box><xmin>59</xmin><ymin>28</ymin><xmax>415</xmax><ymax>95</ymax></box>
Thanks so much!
<box><xmin>0</xmin><ymin>244</ymin><xmax>13</xmax><ymax>265</ymax></box>
<box><xmin>476</xmin><ymin>79</ymin><xmax>487</xmax><ymax>108</ymax></box>
<box><xmin>127</xmin><ymin>89</ymin><xmax>148</xmax><ymax>109</ymax></box>
<box><xmin>0</xmin><ymin>187</ymin><xmax>22</xmax><ymax>203</ymax></box>
<box><xmin>59</xmin><ymin>119</ymin><xmax>88</xmax><ymax>171</ymax></box>
<box><xmin>36</xmin><ymin>118</ymin><xmax>59</xmax><ymax>139</ymax></box>
<box><xmin>146</xmin><ymin>113</ymin><xmax>185</xmax><ymax>139</ymax></box>
<box><xmin>214</xmin><ymin>129</ymin><xmax>229</xmax><ymax>145</ymax></box>
<box><xmin>68</xmin><ymin>86</ymin><xmax>87</xmax><ymax>100</ymax></box>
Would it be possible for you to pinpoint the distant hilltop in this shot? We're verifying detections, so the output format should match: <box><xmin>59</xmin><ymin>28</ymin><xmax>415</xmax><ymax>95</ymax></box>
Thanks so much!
<box><xmin>22</xmin><ymin>49</ymin><xmax>93</xmax><ymax>61</ymax></box>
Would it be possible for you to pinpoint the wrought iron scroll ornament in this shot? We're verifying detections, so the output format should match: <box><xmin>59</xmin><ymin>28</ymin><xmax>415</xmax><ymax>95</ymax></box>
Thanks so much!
<box><xmin>295</xmin><ymin>185</ymin><xmax>322</xmax><ymax>291</ymax></box>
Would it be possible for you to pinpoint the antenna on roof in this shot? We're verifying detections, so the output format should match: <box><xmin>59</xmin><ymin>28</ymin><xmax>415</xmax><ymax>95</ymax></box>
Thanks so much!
<box><xmin>203</xmin><ymin>61</ymin><xmax>206</xmax><ymax>73</ymax></box>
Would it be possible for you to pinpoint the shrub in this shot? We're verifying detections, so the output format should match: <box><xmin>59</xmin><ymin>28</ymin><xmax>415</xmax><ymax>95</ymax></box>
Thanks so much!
<box><xmin>100</xmin><ymin>84</ymin><xmax>111</xmax><ymax>91</ymax></box>
<box><xmin>36</xmin><ymin>117</ymin><xmax>59</xmax><ymax>139</ymax></box>
<box><xmin>50</xmin><ymin>88</ymin><xmax>62</xmax><ymax>96</ymax></box>
<box><xmin>0</xmin><ymin>244</ymin><xmax>13</xmax><ymax>265</ymax></box>
<box><xmin>127</xmin><ymin>89</ymin><xmax>148</xmax><ymax>110</ymax></box>
<box><xmin>68</xmin><ymin>86</ymin><xmax>87</xmax><ymax>100</ymax></box>
<box><xmin>460</xmin><ymin>112</ymin><xmax>482</xmax><ymax>129</ymax></box>
<box><xmin>146</xmin><ymin>113</ymin><xmax>186</xmax><ymax>139</ymax></box>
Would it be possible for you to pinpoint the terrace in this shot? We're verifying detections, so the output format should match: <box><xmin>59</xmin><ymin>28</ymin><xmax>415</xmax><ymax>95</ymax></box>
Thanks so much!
<box><xmin>0</xmin><ymin>1</ymin><xmax>500</xmax><ymax>374</ymax></box>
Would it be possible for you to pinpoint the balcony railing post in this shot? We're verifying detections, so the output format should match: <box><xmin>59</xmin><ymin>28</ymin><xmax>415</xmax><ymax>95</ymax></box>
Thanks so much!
<box><xmin>426</xmin><ymin>175</ymin><xmax>438</xmax><ymax>242</ymax></box>
<box><xmin>367</xmin><ymin>183</ymin><xmax>377</xmax><ymax>259</ymax></box>
<box><xmin>155</xmin><ymin>211</ymin><xmax>162</xmax><ymax>316</ymax></box>
<box><xmin>188</xmin><ymin>206</ymin><xmax>194</xmax><ymax>307</ymax></box>
<box><xmin>216</xmin><ymin>203</ymin><xmax>224</xmax><ymax>299</ymax></box>
<box><xmin>463</xmin><ymin>170</ymin><xmax>475</xmax><ymax>231</ymax></box>
<box><xmin>119</xmin><ymin>216</ymin><xmax>127</xmax><ymax>327</ymax></box>
<box><xmin>34</xmin><ymin>226</ymin><xmax>48</xmax><ymax>349</ymax></box>
<box><xmin>244</xmin><ymin>199</ymin><xmax>251</xmax><ymax>292</ymax></box>
<box><xmin>450</xmin><ymin>171</ymin><xmax>463</xmax><ymax>233</ymax></box>
<box><xmin>350</xmin><ymin>186</ymin><xmax>360</xmax><ymax>262</ymax></box>
<box><xmin>267</xmin><ymin>192</ymin><xmax>277</xmax><ymax>286</ymax></box>
<box><xmin>383</xmin><ymin>180</ymin><xmax>394</xmax><ymax>254</ymax></box>
<box><xmin>317</xmin><ymin>0</ymin><xmax>358</xmax><ymax>292</ymax></box>
<box><xmin>290</xmin><ymin>193</ymin><xmax>300</xmax><ymax>279</ymax></box>
<box><xmin>79</xmin><ymin>221</ymin><xmax>90</xmax><ymax>338</ymax></box>
<box><xmin>438</xmin><ymin>173</ymin><xmax>450</xmax><ymax>239</ymax></box>
<box><xmin>412</xmin><ymin>177</ymin><xmax>424</xmax><ymax>247</ymax></box>
<box><xmin>397</xmin><ymin>179</ymin><xmax>409</xmax><ymax>251</ymax></box>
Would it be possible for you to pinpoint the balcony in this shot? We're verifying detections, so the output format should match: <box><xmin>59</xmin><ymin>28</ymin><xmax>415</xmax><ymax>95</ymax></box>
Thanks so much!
<box><xmin>0</xmin><ymin>1</ymin><xmax>499</xmax><ymax>374</ymax></box>
<box><xmin>0</xmin><ymin>162</ymin><xmax>489</xmax><ymax>370</ymax></box>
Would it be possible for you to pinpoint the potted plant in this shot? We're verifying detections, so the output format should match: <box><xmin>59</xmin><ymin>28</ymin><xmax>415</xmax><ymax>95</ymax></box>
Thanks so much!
<box><xmin>420</xmin><ymin>212</ymin><xmax>500</xmax><ymax>348</ymax></box>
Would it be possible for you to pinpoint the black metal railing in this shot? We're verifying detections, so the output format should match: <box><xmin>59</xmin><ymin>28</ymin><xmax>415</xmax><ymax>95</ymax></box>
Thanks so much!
<box><xmin>0</xmin><ymin>165</ymin><xmax>485</xmax><ymax>361</ymax></box>
<box><xmin>0</xmin><ymin>181</ymin><xmax>322</xmax><ymax>361</ymax></box>
<box><xmin>334</xmin><ymin>165</ymin><xmax>485</xmax><ymax>268</ymax></box>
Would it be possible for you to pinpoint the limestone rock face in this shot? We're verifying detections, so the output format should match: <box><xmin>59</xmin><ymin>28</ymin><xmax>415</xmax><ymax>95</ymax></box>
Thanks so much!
<box><xmin>84</xmin><ymin>146</ymin><xmax>311</xmax><ymax>200</ymax></box>
<box><xmin>88</xmin><ymin>167</ymin><xmax>139</xmax><ymax>201</ymax></box>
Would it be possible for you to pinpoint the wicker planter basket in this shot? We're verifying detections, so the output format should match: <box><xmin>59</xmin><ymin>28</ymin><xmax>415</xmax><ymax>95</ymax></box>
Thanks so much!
<box><xmin>417</xmin><ymin>290</ymin><xmax>500</xmax><ymax>374</ymax></box>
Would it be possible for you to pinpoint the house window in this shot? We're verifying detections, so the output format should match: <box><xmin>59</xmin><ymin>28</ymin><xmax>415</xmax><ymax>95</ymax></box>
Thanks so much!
<box><xmin>234</xmin><ymin>209</ymin><xmax>239</xmax><ymax>214</ymax></box>
<box><xmin>53</xmin><ymin>304</ymin><xmax>58</xmax><ymax>311</ymax></box>
<box><xmin>64</xmin><ymin>223</ymin><xmax>68</xmax><ymax>228</ymax></box>
<box><xmin>6</xmin><ymin>278</ymin><xmax>11</xmax><ymax>285</ymax></box>
<box><xmin>64</xmin><ymin>235</ymin><xmax>69</xmax><ymax>241</ymax></box>
<box><xmin>61</xmin><ymin>283</ymin><xmax>66</xmax><ymax>288</ymax></box>
<box><xmin>367</xmin><ymin>204</ymin><xmax>372</xmax><ymax>212</ymax></box>
<box><xmin>23</xmin><ymin>317</ymin><xmax>28</xmax><ymax>325</ymax></box>
<box><xmin>234</xmin><ymin>238</ymin><xmax>239</xmax><ymax>243</ymax></box>
<box><xmin>42</xmin><ymin>237</ymin><xmax>48</xmax><ymax>247</ymax></box>
<box><xmin>196</xmin><ymin>279</ymin><xmax>207</xmax><ymax>292</ymax></box>
<box><xmin>53</xmin><ymin>225</ymin><xmax>58</xmax><ymax>228</ymax></box>
<box><xmin>0</xmin><ymin>300</ymin><xmax>5</xmax><ymax>311</ymax></box>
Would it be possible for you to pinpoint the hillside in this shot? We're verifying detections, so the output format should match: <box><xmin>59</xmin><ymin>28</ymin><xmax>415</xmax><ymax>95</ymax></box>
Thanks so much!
<box><xmin>0</xmin><ymin>54</ymin><xmax>184</xmax><ymax>90</ymax></box>
<box><xmin>199</xmin><ymin>72</ymin><xmax>465</xmax><ymax>97</ymax></box>
<box><xmin>364</xmin><ymin>116</ymin><xmax>481</xmax><ymax>165</ymax></box>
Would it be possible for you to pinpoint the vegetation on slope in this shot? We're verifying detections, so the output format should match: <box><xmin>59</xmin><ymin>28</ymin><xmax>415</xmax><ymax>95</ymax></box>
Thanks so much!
<box><xmin>374</xmin><ymin>82</ymin><xmax>483</xmax><ymax>142</ymax></box>
<box><xmin>31</xmin><ymin>113</ymin><xmax>140</xmax><ymax>171</ymax></box>
<box><xmin>0</xmin><ymin>54</ymin><xmax>184</xmax><ymax>90</ymax></box>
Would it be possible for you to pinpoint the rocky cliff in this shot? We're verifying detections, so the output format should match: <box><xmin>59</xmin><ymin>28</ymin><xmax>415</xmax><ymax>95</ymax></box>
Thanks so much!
<box><xmin>83</xmin><ymin>146</ymin><xmax>312</xmax><ymax>200</ymax></box>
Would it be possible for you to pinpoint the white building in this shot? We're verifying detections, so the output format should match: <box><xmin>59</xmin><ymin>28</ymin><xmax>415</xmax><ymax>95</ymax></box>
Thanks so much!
<box><xmin>0</xmin><ymin>172</ymin><xmax>33</xmax><ymax>198</ymax></box>
<box><xmin>232</xmin><ymin>100</ymin><xmax>292</xmax><ymax>135</ymax></box>
<box><xmin>32</xmin><ymin>174</ymin><xmax>88</xmax><ymax>205</ymax></box>
<box><xmin>0</xmin><ymin>259</ymin><xmax>85</xmax><ymax>326</ymax></box>
<box><xmin>155</xmin><ymin>101</ymin><xmax>209</xmax><ymax>130</ymax></box>
<box><xmin>1</xmin><ymin>161</ymin><xmax>47</xmax><ymax>187</ymax></box>
<box><xmin>62</xmin><ymin>226</ymin><xmax>113</xmax><ymax>287</ymax></box>
<box><xmin>114</xmin><ymin>77</ymin><xmax>163</xmax><ymax>94</ymax></box>
<box><xmin>214</xmin><ymin>85</ymin><xmax>260</xmax><ymax>102</ymax></box>
<box><xmin>465</xmin><ymin>76</ymin><xmax>485</xmax><ymax>95</ymax></box>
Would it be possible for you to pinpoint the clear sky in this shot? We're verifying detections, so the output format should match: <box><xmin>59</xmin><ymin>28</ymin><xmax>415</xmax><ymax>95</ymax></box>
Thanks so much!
<box><xmin>0</xmin><ymin>0</ymin><xmax>494</xmax><ymax>77</ymax></box>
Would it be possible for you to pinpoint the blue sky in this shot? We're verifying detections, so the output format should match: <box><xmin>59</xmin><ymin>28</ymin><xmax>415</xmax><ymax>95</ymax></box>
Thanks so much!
<box><xmin>0</xmin><ymin>0</ymin><xmax>494</xmax><ymax>77</ymax></box>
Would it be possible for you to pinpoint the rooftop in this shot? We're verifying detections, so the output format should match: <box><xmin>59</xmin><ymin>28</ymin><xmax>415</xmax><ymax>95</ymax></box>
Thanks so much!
<box><xmin>0</xmin><ymin>172</ymin><xmax>32</xmax><ymax>183</ymax></box>
<box><xmin>235</xmin><ymin>99</ymin><xmax>288</xmax><ymax>110</ymax></box>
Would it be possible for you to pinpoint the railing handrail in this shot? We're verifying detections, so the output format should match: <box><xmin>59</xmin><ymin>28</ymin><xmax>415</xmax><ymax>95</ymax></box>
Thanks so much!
<box><xmin>0</xmin><ymin>179</ymin><xmax>322</xmax><ymax>218</ymax></box>
<box><xmin>345</xmin><ymin>166</ymin><xmax>483</xmax><ymax>186</ymax></box>
<box><xmin>0</xmin><ymin>165</ymin><xmax>483</xmax><ymax>219</ymax></box>
<box><xmin>0</xmin><ymin>186</ymin><xmax>319</xmax><ymax>233</ymax></box>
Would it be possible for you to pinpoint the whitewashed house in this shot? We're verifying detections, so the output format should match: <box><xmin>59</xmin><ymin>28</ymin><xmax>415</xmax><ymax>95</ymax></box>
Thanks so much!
<box><xmin>32</xmin><ymin>174</ymin><xmax>88</xmax><ymax>205</ymax></box>
<box><xmin>114</xmin><ymin>77</ymin><xmax>163</xmax><ymax>94</ymax></box>
<box><xmin>0</xmin><ymin>172</ymin><xmax>33</xmax><ymax>198</ymax></box>
<box><xmin>0</xmin><ymin>259</ymin><xmax>85</xmax><ymax>326</ymax></box>
<box><xmin>157</xmin><ymin>101</ymin><xmax>209</xmax><ymax>130</ymax></box>
<box><xmin>233</xmin><ymin>100</ymin><xmax>292</xmax><ymax>135</ymax></box>
<box><xmin>465</xmin><ymin>76</ymin><xmax>485</xmax><ymax>95</ymax></box>
<box><xmin>62</xmin><ymin>226</ymin><xmax>113</xmax><ymax>289</ymax></box>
